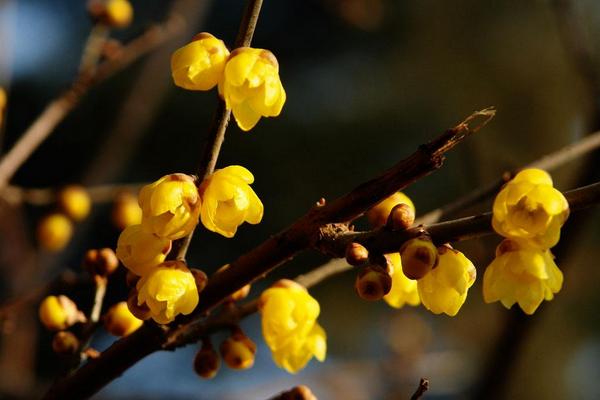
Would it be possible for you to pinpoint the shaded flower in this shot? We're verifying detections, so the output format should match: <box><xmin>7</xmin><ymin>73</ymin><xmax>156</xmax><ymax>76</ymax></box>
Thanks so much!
<box><xmin>383</xmin><ymin>253</ymin><xmax>420</xmax><ymax>309</ymax></box>
<box><xmin>116</xmin><ymin>224</ymin><xmax>171</xmax><ymax>276</ymax></box>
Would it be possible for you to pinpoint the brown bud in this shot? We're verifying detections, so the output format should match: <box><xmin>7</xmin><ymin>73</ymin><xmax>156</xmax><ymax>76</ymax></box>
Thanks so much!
<box><xmin>83</xmin><ymin>248</ymin><xmax>119</xmax><ymax>276</ymax></box>
<box><xmin>274</xmin><ymin>385</ymin><xmax>318</xmax><ymax>400</ymax></box>
<box><xmin>400</xmin><ymin>236</ymin><xmax>438</xmax><ymax>280</ymax></box>
<box><xmin>355</xmin><ymin>266</ymin><xmax>392</xmax><ymax>301</ymax></box>
<box><xmin>194</xmin><ymin>339</ymin><xmax>220</xmax><ymax>379</ymax></box>
<box><xmin>386</xmin><ymin>203</ymin><xmax>415</xmax><ymax>231</ymax></box>
<box><xmin>229</xmin><ymin>284</ymin><xmax>251</xmax><ymax>302</ymax></box>
<box><xmin>52</xmin><ymin>331</ymin><xmax>80</xmax><ymax>355</ymax></box>
<box><xmin>126</xmin><ymin>289</ymin><xmax>151</xmax><ymax>320</ymax></box>
<box><xmin>220</xmin><ymin>330</ymin><xmax>257</xmax><ymax>370</ymax></box>
<box><xmin>190</xmin><ymin>268</ymin><xmax>208</xmax><ymax>293</ymax></box>
<box><xmin>345</xmin><ymin>242</ymin><xmax>369</xmax><ymax>266</ymax></box>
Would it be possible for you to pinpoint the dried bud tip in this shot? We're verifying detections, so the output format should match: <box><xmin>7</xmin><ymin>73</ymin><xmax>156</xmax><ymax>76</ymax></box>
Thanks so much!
<box><xmin>345</xmin><ymin>242</ymin><xmax>369</xmax><ymax>266</ymax></box>
<box><xmin>190</xmin><ymin>268</ymin><xmax>208</xmax><ymax>293</ymax></box>
<box><xmin>229</xmin><ymin>284</ymin><xmax>251</xmax><ymax>302</ymax></box>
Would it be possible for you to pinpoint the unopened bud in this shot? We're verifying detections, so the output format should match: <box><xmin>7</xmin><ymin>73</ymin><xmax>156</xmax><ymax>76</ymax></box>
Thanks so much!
<box><xmin>400</xmin><ymin>236</ymin><xmax>438</xmax><ymax>280</ymax></box>
<box><xmin>39</xmin><ymin>295</ymin><xmax>86</xmax><ymax>331</ymax></box>
<box><xmin>386</xmin><ymin>203</ymin><xmax>415</xmax><ymax>231</ymax></box>
<box><xmin>274</xmin><ymin>385</ymin><xmax>318</xmax><ymax>400</ymax></box>
<box><xmin>88</xmin><ymin>0</ymin><xmax>133</xmax><ymax>28</ymax></box>
<box><xmin>229</xmin><ymin>284</ymin><xmax>251</xmax><ymax>302</ymax></box>
<box><xmin>366</xmin><ymin>192</ymin><xmax>415</xmax><ymax>229</ymax></box>
<box><xmin>190</xmin><ymin>268</ymin><xmax>208</xmax><ymax>293</ymax></box>
<box><xmin>52</xmin><ymin>331</ymin><xmax>80</xmax><ymax>355</ymax></box>
<box><xmin>355</xmin><ymin>265</ymin><xmax>392</xmax><ymax>301</ymax></box>
<box><xmin>58</xmin><ymin>185</ymin><xmax>91</xmax><ymax>222</ymax></box>
<box><xmin>83</xmin><ymin>248</ymin><xmax>119</xmax><ymax>276</ymax></box>
<box><xmin>127</xmin><ymin>289</ymin><xmax>151</xmax><ymax>320</ymax></box>
<box><xmin>345</xmin><ymin>242</ymin><xmax>369</xmax><ymax>266</ymax></box>
<box><xmin>194</xmin><ymin>339</ymin><xmax>220</xmax><ymax>379</ymax></box>
<box><xmin>104</xmin><ymin>301</ymin><xmax>143</xmax><ymax>336</ymax></box>
<box><xmin>37</xmin><ymin>213</ymin><xmax>73</xmax><ymax>252</ymax></box>
<box><xmin>220</xmin><ymin>330</ymin><xmax>256</xmax><ymax>370</ymax></box>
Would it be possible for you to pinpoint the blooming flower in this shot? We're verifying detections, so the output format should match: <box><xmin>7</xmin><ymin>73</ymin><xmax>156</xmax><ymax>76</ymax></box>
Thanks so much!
<box><xmin>136</xmin><ymin>260</ymin><xmax>199</xmax><ymax>324</ymax></box>
<box><xmin>199</xmin><ymin>165</ymin><xmax>263</xmax><ymax>238</ymax></box>
<box><xmin>171</xmin><ymin>33</ymin><xmax>230</xmax><ymax>91</ymax></box>
<box><xmin>383</xmin><ymin>253</ymin><xmax>420</xmax><ymax>309</ymax></box>
<box><xmin>139</xmin><ymin>173</ymin><xmax>201</xmax><ymax>240</ymax></box>
<box><xmin>417</xmin><ymin>245</ymin><xmax>476</xmax><ymax>316</ymax></box>
<box><xmin>219</xmin><ymin>47</ymin><xmax>286</xmax><ymax>131</ymax></box>
<box><xmin>259</xmin><ymin>280</ymin><xmax>326</xmax><ymax>373</ymax></box>
<box><xmin>492</xmin><ymin>168</ymin><xmax>569</xmax><ymax>249</ymax></box>
<box><xmin>103</xmin><ymin>301</ymin><xmax>143</xmax><ymax>336</ymax></box>
<box><xmin>39</xmin><ymin>295</ymin><xmax>86</xmax><ymax>331</ymax></box>
<box><xmin>116</xmin><ymin>224</ymin><xmax>171</xmax><ymax>276</ymax></box>
<box><xmin>366</xmin><ymin>191</ymin><xmax>415</xmax><ymax>228</ymax></box>
<box><xmin>483</xmin><ymin>239</ymin><xmax>563</xmax><ymax>315</ymax></box>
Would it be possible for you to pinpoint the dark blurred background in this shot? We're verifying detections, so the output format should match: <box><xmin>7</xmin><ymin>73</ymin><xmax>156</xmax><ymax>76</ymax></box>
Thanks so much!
<box><xmin>0</xmin><ymin>0</ymin><xmax>599</xmax><ymax>399</ymax></box>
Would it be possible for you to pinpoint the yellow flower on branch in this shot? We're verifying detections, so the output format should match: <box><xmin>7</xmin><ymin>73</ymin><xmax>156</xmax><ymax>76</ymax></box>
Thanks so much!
<box><xmin>39</xmin><ymin>295</ymin><xmax>86</xmax><ymax>331</ymax></box>
<box><xmin>199</xmin><ymin>165</ymin><xmax>263</xmax><ymax>238</ymax></box>
<box><xmin>104</xmin><ymin>301</ymin><xmax>143</xmax><ymax>336</ymax></box>
<box><xmin>171</xmin><ymin>33</ymin><xmax>230</xmax><ymax>91</ymax></box>
<box><xmin>116</xmin><ymin>224</ymin><xmax>171</xmax><ymax>276</ymax></box>
<box><xmin>366</xmin><ymin>191</ymin><xmax>415</xmax><ymax>228</ymax></box>
<box><xmin>219</xmin><ymin>47</ymin><xmax>286</xmax><ymax>131</ymax></box>
<box><xmin>383</xmin><ymin>253</ymin><xmax>420</xmax><ymax>309</ymax></box>
<box><xmin>139</xmin><ymin>173</ymin><xmax>201</xmax><ymax>240</ymax></box>
<box><xmin>417</xmin><ymin>245</ymin><xmax>476</xmax><ymax>316</ymax></box>
<box><xmin>492</xmin><ymin>168</ymin><xmax>569</xmax><ymax>249</ymax></box>
<box><xmin>136</xmin><ymin>260</ymin><xmax>199</xmax><ymax>324</ymax></box>
<box><xmin>483</xmin><ymin>239</ymin><xmax>563</xmax><ymax>315</ymax></box>
<box><xmin>259</xmin><ymin>280</ymin><xmax>326</xmax><ymax>374</ymax></box>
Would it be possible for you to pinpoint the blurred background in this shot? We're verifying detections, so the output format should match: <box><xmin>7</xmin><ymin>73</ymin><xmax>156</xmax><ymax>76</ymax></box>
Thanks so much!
<box><xmin>0</xmin><ymin>0</ymin><xmax>600</xmax><ymax>398</ymax></box>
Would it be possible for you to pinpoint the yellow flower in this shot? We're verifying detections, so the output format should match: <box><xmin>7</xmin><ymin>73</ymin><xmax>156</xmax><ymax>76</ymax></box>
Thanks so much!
<box><xmin>37</xmin><ymin>213</ymin><xmax>73</xmax><ymax>252</ymax></box>
<box><xmin>103</xmin><ymin>301</ymin><xmax>143</xmax><ymax>336</ymax></box>
<box><xmin>171</xmin><ymin>33</ymin><xmax>230</xmax><ymax>91</ymax></box>
<box><xmin>104</xmin><ymin>0</ymin><xmax>133</xmax><ymax>28</ymax></box>
<box><xmin>259</xmin><ymin>280</ymin><xmax>326</xmax><ymax>374</ymax></box>
<box><xmin>384</xmin><ymin>253</ymin><xmax>420</xmax><ymax>309</ymax></box>
<box><xmin>483</xmin><ymin>239</ymin><xmax>563</xmax><ymax>315</ymax></box>
<box><xmin>492</xmin><ymin>168</ymin><xmax>569</xmax><ymax>249</ymax></box>
<box><xmin>112</xmin><ymin>192</ymin><xmax>142</xmax><ymax>230</ymax></box>
<box><xmin>58</xmin><ymin>185</ymin><xmax>91</xmax><ymax>222</ymax></box>
<box><xmin>139</xmin><ymin>173</ymin><xmax>201</xmax><ymax>240</ymax></box>
<box><xmin>39</xmin><ymin>295</ymin><xmax>86</xmax><ymax>331</ymax></box>
<box><xmin>417</xmin><ymin>245</ymin><xmax>476</xmax><ymax>316</ymax></box>
<box><xmin>366</xmin><ymin>191</ymin><xmax>415</xmax><ymax>228</ymax></box>
<box><xmin>219</xmin><ymin>47</ymin><xmax>286</xmax><ymax>131</ymax></box>
<box><xmin>136</xmin><ymin>260</ymin><xmax>199</xmax><ymax>324</ymax></box>
<box><xmin>220</xmin><ymin>332</ymin><xmax>257</xmax><ymax>370</ymax></box>
<box><xmin>116</xmin><ymin>224</ymin><xmax>171</xmax><ymax>276</ymax></box>
<box><xmin>199</xmin><ymin>165</ymin><xmax>263</xmax><ymax>238</ymax></box>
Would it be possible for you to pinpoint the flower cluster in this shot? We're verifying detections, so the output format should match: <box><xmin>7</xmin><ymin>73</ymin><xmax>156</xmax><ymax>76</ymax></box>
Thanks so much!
<box><xmin>259</xmin><ymin>280</ymin><xmax>326</xmax><ymax>373</ymax></box>
<box><xmin>171</xmin><ymin>33</ymin><xmax>286</xmax><ymax>131</ymax></box>
<box><xmin>116</xmin><ymin>170</ymin><xmax>263</xmax><ymax>323</ymax></box>
<box><xmin>484</xmin><ymin>169</ymin><xmax>569</xmax><ymax>314</ymax></box>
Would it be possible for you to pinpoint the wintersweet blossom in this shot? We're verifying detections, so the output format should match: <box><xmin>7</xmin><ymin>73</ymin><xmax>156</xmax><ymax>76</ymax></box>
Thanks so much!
<box><xmin>116</xmin><ymin>224</ymin><xmax>171</xmax><ymax>276</ymax></box>
<box><xmin>171</xmin><ymin>33</ymin><xmax>230</xmax><ymax>91</ymax></box>
<box><xmin>103</xmin><ymin>301</ymin><xmax>143</xmax><ymax>336</ymax></box>
<box><xmin>417</xmin><ymin>245</ymin><xmax>476</xmax><ymax>316</ymax></box>
<box><xmin>383</xmin><ymin>253</ymin><xmax>420</xmax><ymax>309</ymax></box>
<box><xmin>259</xmin><ymin>280</ymin><xmax>326</xmax><ymax>373</ymax></box>
<box><xmin>136</xmin><ymin>260</ymin><xmax>199</xmax><ymax>324</ymax></box>
<box><xmin>37</xmin><ymin>213</ymin><xmax>73</xmax><ymax>252</ymax></box>
<box><xmin>219</xmin><ymin>47</ymin><xmax>286</xmax><ymax>131</ymax></box>
<box><xmin>139</xmin><ymin>173</ymin><xmax>201</xmax><ymax>240</ymax></box>
<box><xmin>483</xmin><ymin>239</ymin><xmax>563</xmax><ymax>315</ymax></box>
<box><xmin>492</xmin><ymin>168</ymin><xmax>569</xmax><ymax>249</ymax></box>
<box><xmin>199</xmin><ymin>165</ymin><xmax>263</xmax><ymax>238</ymax></box>
<box><xmin>39</xmin><ymin>295</ymin><xmax>86</xmax><ymax>331</ymax></box>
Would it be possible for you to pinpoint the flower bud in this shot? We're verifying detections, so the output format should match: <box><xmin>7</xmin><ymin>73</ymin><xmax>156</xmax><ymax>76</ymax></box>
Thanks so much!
<box><xmin>273</xmin><ymin>385</ymin><xmax>318</xmax><ymax>400</ymax></box>
<box><xmin>37</xmin><ymin>213</ymin><xmax>73</xmax><ymax>252</ymax></box>
<box><xmin>112</xmin><ymin>192</ymin><xmax>142</xmax><ymax>230</ymax></box>
<box><xmin>39</xmin><ymin>295</ymin><xmax>86</xmax><ymax>331</ymax></box>
<box><xmin>386</xmin><ymin>203</ymin><xmax>415</xmax><ymax>231</ymax></box>
<box><xmin>139</xmin><ymin>173</ymin><xmax>201</xmax><ymax>240</ymax></box>
<box><xmin>89</xmin><ymin>0</ymin><xmax>133</xmax><ymax>28</ymax></box>
<box><xmin>400</xmin><ymin>236</ymin><xmax>438</xmax><ymax>280</ymax></box>
<box><xmin>355</xmin><ymin>265</ymin><xmax>392</xmax><ymax>301</ymax></box>
<box><xmin>58</xmin><ymin>185</ymin><xmax>91</xmax><ymax>222</ymax></box>
<box><xmin>366</xmin><ymin>192</ymin><xmax>415</xmax><ymax>229</ymax></box>
<box><xmin>194</xmin><ymin>339</ymin><xmax>220</xmax><ymax>379</ymax></box>
<box><xmin>83</xmin><ymin>248</ymin><xmax>119</xmax><ymax>276</ymax></box>
<box><xmin>220</xmin><ymin>331</ymin><xmax>257</xmax><ymax>370</ymax></box>
<box><xmin>345</xmin><ymin>242</ymin><xmax>369</xmax><ymax>266</ymax></box>
<box><xmin>52</xmin><ymin>331</ymin><xmax>80</xmax><ymax>355</ymax></box>
<box><xmin>126</xmin><ymin>289</ymin><xmax>151</xmax><ymax>320</ymax></box>
<box><xmin>116</xmin><ymin>224</ymin><xmax>171</xmax><ymax>276</ymax></box>
<box><xmin>229</xmin><ymin>284</ymin><xmax>251</xmax><ymax>302</ymax></box>
<box><xmin>104</xmin><ymin>301</ymin><xmax>143</xmax><ymax>336</ymax></box>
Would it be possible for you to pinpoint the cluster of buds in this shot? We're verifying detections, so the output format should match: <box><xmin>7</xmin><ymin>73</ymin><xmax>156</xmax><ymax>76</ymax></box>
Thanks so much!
<box><xmin>193</xmin><ymin>329</ymin><xmax>257</xmax><ymax>379</ymax></box>
<box><xmin>171</xmin><ymin>32</ymin><xmax>286</xmax><ymax>131</ymax></box>
<box><xmin>37</xmin><ymin>185</ymin><xmax>92</xmax><ymax>252</ymax></box>
<box><xmin>484</xmin><ymin>168</ymin><xmax>569</xmax><ymax>314</ymax></box>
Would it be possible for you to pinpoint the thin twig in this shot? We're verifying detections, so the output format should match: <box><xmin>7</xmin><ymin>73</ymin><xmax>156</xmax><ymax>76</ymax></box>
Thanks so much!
<box><xmin>410</xmin><ymin>378</ymin><xmax>429</xmax><ymax>400</ymax></box>
<box><xmin>0</xmin><ymin>15</ymin><xmax>185</xmax><ymax>191</ymax></box>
